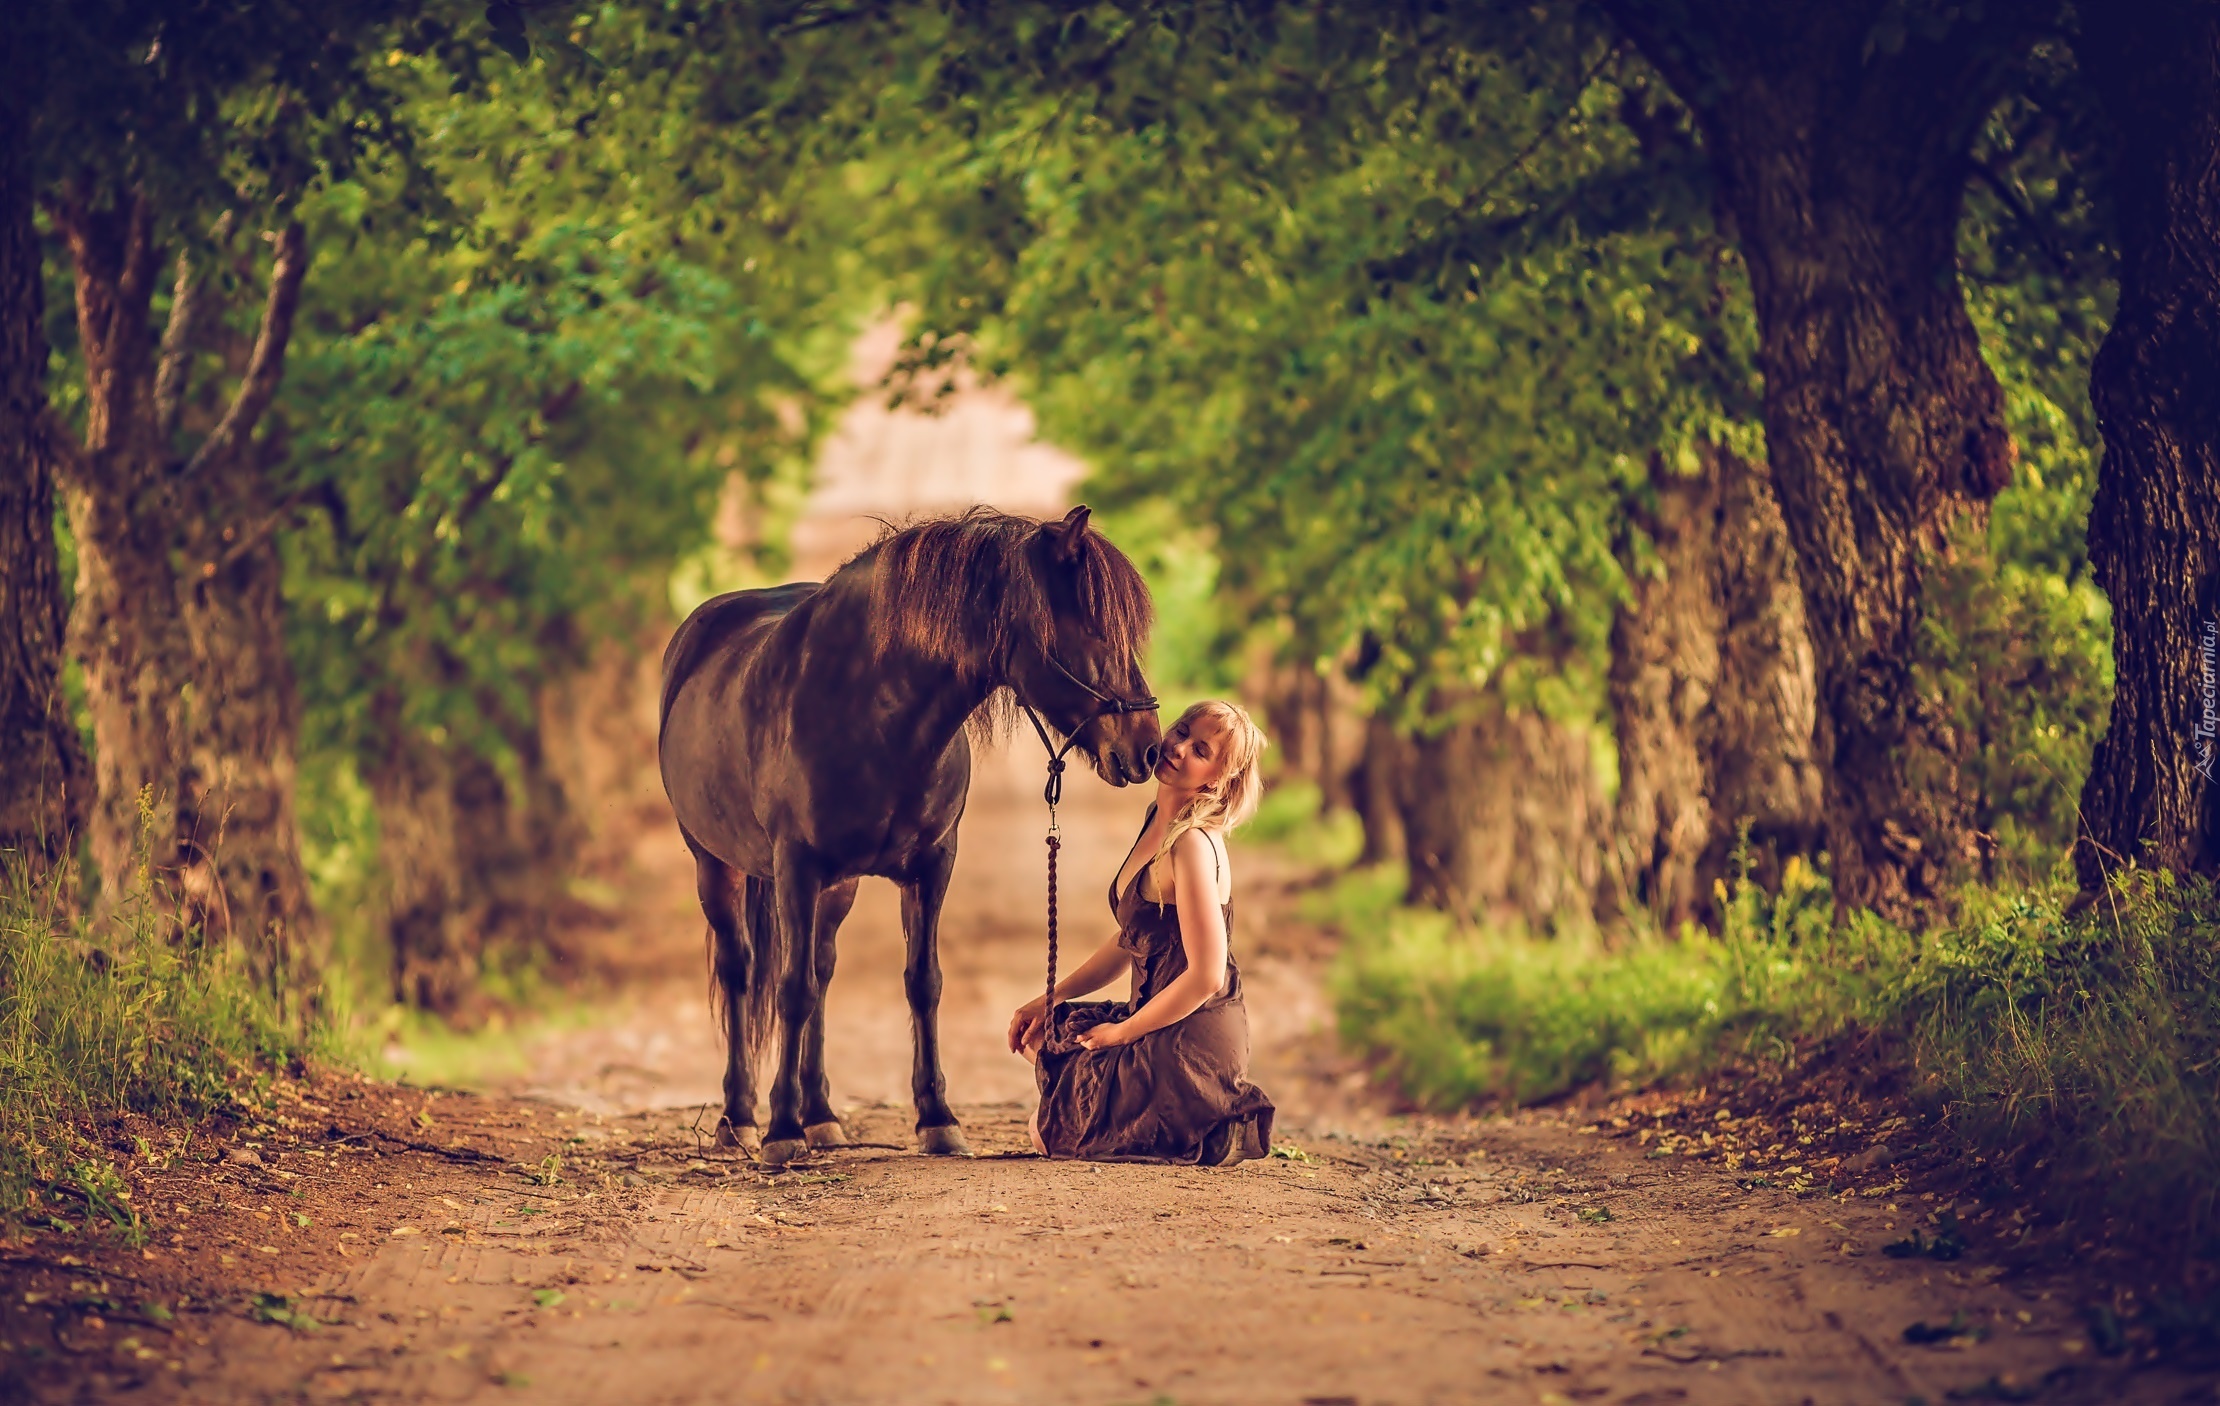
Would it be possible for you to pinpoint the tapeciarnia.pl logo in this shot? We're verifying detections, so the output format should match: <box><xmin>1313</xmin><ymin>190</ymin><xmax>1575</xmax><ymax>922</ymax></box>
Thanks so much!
<box><xmin>2197</xmin><ymin>618</ymin><xmax>2218</xmax><ymax>782</ymax></box>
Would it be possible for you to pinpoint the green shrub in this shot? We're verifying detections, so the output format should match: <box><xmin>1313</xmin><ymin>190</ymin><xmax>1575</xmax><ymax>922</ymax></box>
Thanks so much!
<box><xmin>1324</xmin><ymin>850</ymin><xmax>1857</xmax><ymax>1108</ymax></box>
<box><xmin>1316</xmin><ymin>830</ymin><xmax>2220</xmax><ymax>1245</ymax></box>
<box><xmin>1894</xmin><ymin>872</ymin><xmax>2220</xmax><ymax>1238</ymax></box>
<box><xmin>0</xmin><ymin>860</ymin><xmax>313</xmax><ymax>1231</ymax></box>
<box><xmin>1244</xmin><ymin>780</ymin><xmax>1363</xmax><ymax>868</ymax></box>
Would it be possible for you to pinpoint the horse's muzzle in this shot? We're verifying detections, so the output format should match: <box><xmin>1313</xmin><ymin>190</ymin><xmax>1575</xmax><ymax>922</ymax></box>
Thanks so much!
<box><xmin>1093</xmin><ymin>719</ymin><xmax>1163</xmax><ymax>787</ymax></box>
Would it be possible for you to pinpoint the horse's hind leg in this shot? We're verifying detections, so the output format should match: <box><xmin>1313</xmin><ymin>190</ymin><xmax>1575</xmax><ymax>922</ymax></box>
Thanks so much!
<box><xmin>901</xmin><ymin>847</ymin><xmax>968</xmax><ymax>1155</ymax></box>
<box><xmin>800</xmin><ymin>878</ymin><xmax>858</xmax><ymax>1149</ymax></box>
<box><xmin>690</xmin><ymin>840</ymin><xmax>760</xmax><ymax>1154</ymax></box>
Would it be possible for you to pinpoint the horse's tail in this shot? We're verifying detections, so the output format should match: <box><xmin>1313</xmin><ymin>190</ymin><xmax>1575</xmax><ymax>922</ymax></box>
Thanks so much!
<box><xmin>739</xmin><ymin>874</ymin><xmax>782</xmax><ymax>1081</ymax></box>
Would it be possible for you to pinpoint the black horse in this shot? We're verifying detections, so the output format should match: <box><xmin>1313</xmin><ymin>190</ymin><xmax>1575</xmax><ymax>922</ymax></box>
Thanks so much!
<box><xmin>658</xmin><ymin>506</ymin><xmax>1162</xmax><ymax>1165</ymax></box>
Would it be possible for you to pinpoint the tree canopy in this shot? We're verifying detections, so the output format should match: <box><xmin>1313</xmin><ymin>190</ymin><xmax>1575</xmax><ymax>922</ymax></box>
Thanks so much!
<box><xmin>1</xmin><ymin>0</ymin><xmax>2209</xmax><ymax>1014</ymax></box>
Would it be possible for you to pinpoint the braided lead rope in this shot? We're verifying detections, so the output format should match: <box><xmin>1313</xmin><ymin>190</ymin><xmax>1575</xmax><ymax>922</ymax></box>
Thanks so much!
<box><xmin>1044</xmin><ymin>813</ymin><xmax>1061</xmax><ymax>1046</ymax></box>
<box><xmin>1024</xmin><ymin>705</ymin><xmax>1076</xmax><ymax>1050</ymax></box>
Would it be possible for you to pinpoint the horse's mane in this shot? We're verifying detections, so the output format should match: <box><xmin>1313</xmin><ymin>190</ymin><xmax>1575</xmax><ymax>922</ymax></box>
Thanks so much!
<box><xmin>850</xmin><ymin>508</ymin><xmax>1153</xmax><ymax>737</ymax></box>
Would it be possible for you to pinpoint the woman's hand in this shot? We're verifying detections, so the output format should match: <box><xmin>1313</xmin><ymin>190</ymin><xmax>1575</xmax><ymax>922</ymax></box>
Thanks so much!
<box><xmin>1077</xmin><ymin>1020</ymin><xmax>1136</xmax><ymax>1051</ymax></box>
<box><xmin>1007</xmin><ymin>996</ymin><xmax>1049</xmax><ymax>1053</ymax></box>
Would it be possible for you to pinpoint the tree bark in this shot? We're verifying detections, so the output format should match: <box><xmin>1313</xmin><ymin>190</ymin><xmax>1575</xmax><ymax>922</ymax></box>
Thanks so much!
<box><xmin>47</xmin><ymin>192</ymin><xmax>320</xmax><ymax>983</ymax></box>
<box><xmin>536</xmin><ymin>620</ymin><xmax>670</xmax><ymax>871</ymax></box>
<box><xmin>369</xmin><ymin>698</ymin><xmax>585</xmax><ymax>1017</ymax></box>
<box><xmin>2072</xmin><ymin>1</ymin><xmax>2220</xmax><ymax>885</ymax></box>
<box><xmin>1252</xmin><ymin>655</ymin><xmax>1365</xmax><ymax>814</ymax></box>
<box><xmin>1604</xmin><ymin>457</ymin><xmax>1723</xmax><ymax>929</ymax></box>
<box><xmin>1604</xmin><ymin>1</ymin><xmax>2035</xmax><ymax>928</ymax></box>
<box><xmin>1350</xmin><ymin>710</ymin><xmax>1407</xmax><ymax>867</ymax></box>
<box><xmin>0</xmin><ymin>125</ymin><xmax>87</xmax><ymax>876</ymax></box>
<box><xmin>1704</xmin><ymin>447</ymin><xmax>1825</xmax><ymax>897</ymax></box>
<box><xmin>1606</xmin><ymin>446</ymin><xmax>1822</xmax><ymax>930</ymax></box>
<box><xmin>49</xmin><ymin>189</ymin><xmax>196</xmax><ymax>908</ymax></box>
<box><xmin>173</xmin><ymin>226</ymin><xmax>320</xmax><ymax>995</ymax></box>
<box><xmin>1389</xmin><ymin>686</ymin><xmax>1607</xmax><ymax>932</ymax></box>
<box><xmin>364</xmin><ymin>704</ymin><xmax>476</xmax><ymax>1014</ymax></box>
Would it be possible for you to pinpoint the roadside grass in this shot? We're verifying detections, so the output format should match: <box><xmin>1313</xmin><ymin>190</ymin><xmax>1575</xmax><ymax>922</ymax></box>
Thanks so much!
<box><xmin>1318</xmin><ymin>850</ymin><xmax>1876</xmax><ymax>1109</ymax></box>
<box><xmin>364</xmin><ymin>995</ymin><xmax>619</xmax><ymax>1090</ymax></box>
<box><xmin>0</xmin><ymin>858</ymin><xmax>313</xmax><ymax>1236</ymax></box>
<box><xmin>1266</xmin><ymin>789</ymin><xmax>2220</xmax><ymax>1248</ymax></box>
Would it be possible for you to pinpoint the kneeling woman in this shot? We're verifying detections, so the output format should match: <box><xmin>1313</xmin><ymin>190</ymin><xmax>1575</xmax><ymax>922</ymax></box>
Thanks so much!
<box><xmin>1008</xmin><ymin>699</ymin><xmax>1276</xmax><ymax>1164</ymax></box>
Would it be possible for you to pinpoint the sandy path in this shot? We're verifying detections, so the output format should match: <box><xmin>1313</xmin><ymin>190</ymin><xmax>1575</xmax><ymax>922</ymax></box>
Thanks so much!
<box><xmin>43</xmin><ymin>399</ymin><xmax>2177</xmax><ymax>1406</ymax></box>
<box><xmin>111</xmin><ymin>741</ymin><xmax>2166</xmax><ymax>1406</ymax></box>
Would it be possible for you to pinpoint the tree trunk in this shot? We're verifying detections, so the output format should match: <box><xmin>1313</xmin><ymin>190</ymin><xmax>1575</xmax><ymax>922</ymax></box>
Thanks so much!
<box><xmin>537</xmin><ymin>620</ymin><xmax>669</xmax><ymax>872</ymax></box>
<box><xmin>50</xmin><ymin>190</ymin><xmax>196</xmax><ymax>909</ymax></box>
<box><xmin>1606</xmin><ymin>445</ymin><xmax>1821</xmax><ymax>930</ymax></box>
<box><xmin>1350</xmin><ymin>710</ymin><xmax>1407</xmax><ymax>866</ymax></box>
<box><xmin>0</xmin><ymin>124</ymin><xmax>87</xmax><ymax>876</ymax></box>
<box><xmin>176</xmin><ymin>441</ymin><xmax>321</xmax><ymax>994</ymax></box>
<box><xmin>2072</xmin><ymin>1</ymin><xmax>2220</xmax><ymax>885</ymax></box>
<box><xmin>1604</xmin><ymin>457</ymin><xmax>1723</xmax><ymax>930</ymax></box>
<box><xmin>1605</xmin><ymin>1</ymin><xmax>2032</xmax><ymax>928</ymax></box>
<box><xmin>365</xmin><ymin>706</ymin><xmax>476</xmax><ymax>1014</ymax></box>
<box><xmin>1704</xmin><ymin>446</ymin><xmax>1824</xmax><ymax>897</ymax></box>
<box><xmin>48</xmin><ymin>192</ymin><xmax>320</xmax><ymax>979</ymax></box>
<box><xmin>371</xmin><ymin>682</ymin><xmax>587</xmax><ymax>1017</ymax></box>
<box><xmin>1390</xmin><ymin>687</ymin><xmax>1607</xmax><ymax>932</ymax></box>
<box><xmin>1252</xmin><ymin>656</ymin><xmax>1365</xmax><ymax>814</ymax></box>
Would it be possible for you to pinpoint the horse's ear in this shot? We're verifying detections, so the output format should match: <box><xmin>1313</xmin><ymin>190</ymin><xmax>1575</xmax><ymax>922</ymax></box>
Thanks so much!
<box><xmin>1046</xmin><ymin>504</ymin><xmax>1092</xmax><ymax>564</ymax></box>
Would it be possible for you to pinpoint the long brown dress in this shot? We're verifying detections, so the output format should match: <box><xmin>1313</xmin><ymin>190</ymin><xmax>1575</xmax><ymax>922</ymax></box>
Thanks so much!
<box><xmin>1033</xmin><ymin>812</ymin><xmax>1276</xmax><ymax>1163</ymax></box>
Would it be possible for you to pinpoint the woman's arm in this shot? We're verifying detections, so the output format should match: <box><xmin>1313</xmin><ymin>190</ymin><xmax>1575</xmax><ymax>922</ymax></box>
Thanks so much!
<box><xmin>1079</xmin><ymin>831</ymin><xmax>1227</xmax><ymax>1048</ymax></box>
<box><xmin>1007</xmin><ymin>935</ymin><xmax>1131</xmax><ymax>1052</ymax></box>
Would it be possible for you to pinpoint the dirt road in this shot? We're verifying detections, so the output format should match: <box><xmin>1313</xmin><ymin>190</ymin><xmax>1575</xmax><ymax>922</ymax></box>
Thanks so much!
<box><xmin>31</xmin><ymin>739</ymin><xmax>2176</xmax><ymax>1406</ymax></box>
<box><xmin>8</xmin><ymin>392</ymin><xmax>2194</xmax><ymax>1406</ymax></box>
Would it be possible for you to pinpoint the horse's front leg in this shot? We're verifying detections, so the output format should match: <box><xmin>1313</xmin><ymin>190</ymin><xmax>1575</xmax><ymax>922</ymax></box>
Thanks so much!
<box><xmin>901</xmin><ymin>847</ymin><xmax>969</xmax><ymax>1155</ymax></box>
<box><xmin>799</xmin><ymin>878</ymin><xmax>859</xmax><ymax>1149</ymax></box>
<box><xmin>760</xmin><ymin>846</ymin><xmax>827</xmax><ymax>1168</ymax></box>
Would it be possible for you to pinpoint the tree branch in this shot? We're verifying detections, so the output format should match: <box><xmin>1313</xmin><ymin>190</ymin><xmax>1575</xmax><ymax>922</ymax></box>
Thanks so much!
<box><xmin>154</xmin><ymin>212</ymin><xmax>236</xmax><ymax>441</ymax></box>
<box><xmin>184</xmin><ymin>222</ymin><xmax>307</xmax><ymax>480</ymax></box>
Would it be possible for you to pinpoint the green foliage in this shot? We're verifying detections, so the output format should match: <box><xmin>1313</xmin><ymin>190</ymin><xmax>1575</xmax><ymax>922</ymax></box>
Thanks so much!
<box><xmin>1324</xmin><ymin>851</ymin><xmax>1855</xmax><ymax>1108</ymax></box>
<box><xmin>1918</xmin><ymin>537</ymin><xmax>2114</xmax><ymax>879</ymax></box>
<box><xmin>269</xmin><ymin>22</ymin><xmax>866</xmax><ymax>978</ymax></box>
<box><xmin>1322</xmin><ymin>836</ymin><xmax>2220</xmax><ymax>1242</ymax></box>
<box><xmin>0</xmin><ymin>859</ymin><xmax>310</xmax><ymax>1228</ymax></box>
<box><xmin>282</xmin><ymin>34</ymin><xmax>825</xmax><ymax>754</ymax></box>
<box><xmin>1243</xmin><ymin>780</ymin><xmax>1364</xmax><ymax>868</ymax></box>
<box><xmin>1896</xmin><ymin>873</ymin><xmax>2220</xmax><ymax>1239</ymax></box>
<box><xmin>881</xmin><ymin>20</ymin><xmax>1761</xmax><ymax>721</ymax></box>
<box><xmin>16</xmin><ymin>0</ymin><xmax>425</xmax><ymax>224</ymax></box>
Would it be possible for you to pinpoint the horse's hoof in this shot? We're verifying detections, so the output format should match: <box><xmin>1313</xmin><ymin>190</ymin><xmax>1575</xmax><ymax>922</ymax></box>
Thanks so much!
<box><xmin>758</xmin><ymin>1138</ymin><xmax>810</xmax><ymax>1167</ymax></box>
<box><xmin>804</xmin><ymin>1120</ymin><xmax>850</xmax><ymax>1149</ymax></box>
<box><xmin>917</xmin><ymin>1125</ymin><xmax>971</xmax><ymax>1157</ymax></box>
<box><xmin>715</xmin><ymin>1118</ymin><xmax>762</xmax><ymax>1153</ymax></box>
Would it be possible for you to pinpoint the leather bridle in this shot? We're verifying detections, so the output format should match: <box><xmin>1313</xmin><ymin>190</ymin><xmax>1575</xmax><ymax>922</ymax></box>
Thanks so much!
<box><xmin>1018</xmin><ymin>649</ymin><xmax>1158</xmax><ymax>1056</ymax></box>
<box><xmin>1020</xmin><ymin>650</ymin><xmax>1160</xmax><ymax>808</ymax></box>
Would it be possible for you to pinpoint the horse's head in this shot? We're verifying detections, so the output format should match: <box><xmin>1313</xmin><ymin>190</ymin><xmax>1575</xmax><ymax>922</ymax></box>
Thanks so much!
<box><xmin>1014</xmin><ymin>506</ymin><xmax>1163</xmax><ymax>787</ymax></box>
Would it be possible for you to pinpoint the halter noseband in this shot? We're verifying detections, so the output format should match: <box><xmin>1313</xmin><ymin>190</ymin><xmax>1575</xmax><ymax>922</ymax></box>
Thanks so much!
<box><xmin>1020</xmin><ymin>651</ymin><xmax>1159</xmax><ymax>808</ymax></box>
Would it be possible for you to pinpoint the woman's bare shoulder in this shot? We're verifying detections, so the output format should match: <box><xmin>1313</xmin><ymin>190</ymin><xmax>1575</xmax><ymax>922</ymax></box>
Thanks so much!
<box><xmin>1167</xmin><ymin>828</ymin><xmax>1232</xmax><ymax>899</ymax></box>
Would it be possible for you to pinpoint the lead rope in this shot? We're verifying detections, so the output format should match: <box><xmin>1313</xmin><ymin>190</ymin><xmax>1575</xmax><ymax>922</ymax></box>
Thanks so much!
<box><xmin>1025</xmin><ymin>705</ymin><xmax>1077</xmax><ymax>1050</ymax></box>
<box><xmin>1044</xmin><ymin>810</ymin><xmax>1061</xmax><ymax>1047</ymax></box>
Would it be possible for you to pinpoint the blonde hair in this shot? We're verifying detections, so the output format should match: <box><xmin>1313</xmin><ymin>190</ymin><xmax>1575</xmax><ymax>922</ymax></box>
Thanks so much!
<box><xmin>1153</xmin><ymin>699</ymin><xmax>1269</xmax><ymax>868</ymax></box>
